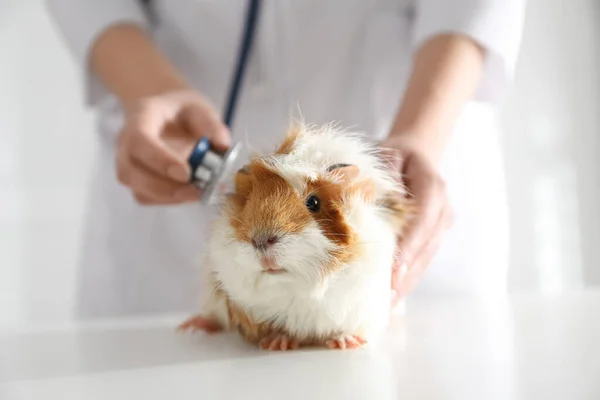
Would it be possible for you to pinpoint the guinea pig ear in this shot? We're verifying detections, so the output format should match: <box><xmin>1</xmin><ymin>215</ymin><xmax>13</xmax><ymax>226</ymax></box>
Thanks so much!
<box><xmin>234</xmin><ymin>165</ymin><xmax>253</xmax><ymax>198</ymax></box>
<box><xmin>275</xmin><ymin>124</ymin><xmax>302</xmax><ymax>154</ymax></box>
<box><xmin>327</xmin><ymin>164</ymin><xmax>360</xmax><ymax>183</ymax></box>
<box><xmin>354</xmin><ymin>179</ymin><xmax>376</xmax><ymax>202</ymax></box>
<box><xmin>327</xmin><ymin>164</ymin><xmax>376</xmax><ymax>201</ymax></box>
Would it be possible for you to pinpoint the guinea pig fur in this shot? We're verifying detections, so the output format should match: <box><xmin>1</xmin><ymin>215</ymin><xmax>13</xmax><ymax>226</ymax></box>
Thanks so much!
<box><xmin>179</xmin><ymin>123</ymin><xmax>411</xmax><ymax>351</ymax></box>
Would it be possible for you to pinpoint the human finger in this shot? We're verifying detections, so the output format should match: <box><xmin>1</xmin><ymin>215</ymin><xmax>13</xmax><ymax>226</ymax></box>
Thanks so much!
<box><xmin>133</xmin><ymin>193</ymin><xmax>166</xmax><ymax>205</ymax></box>
<box><xmin>132</xmin><ymin>191</ymin><xmax>200</xmax><ymax>206</ymax></box>
<box><xmin>121</xmin><ymin>102</ymin><xmax>189</xmax><ymax>183</ymax></box>
<box><xmin>126</xmin><ymin>118</ymin><xmax>191</xmax><ymax>184</ymax></box>
<box><xmin>392</xmin><ymin>202</ymin><xmax>452</xmax><ymax>301</ymax></box>
<box><xmin>180</xmin><ymin>103</ymin><xmax>231</xmax><ymax>151</ymax></box>
<box><xmin>117</xmin><ymin>155</ymin><xmax>200</xmax><ymax>202</ymax></box>
<box><xmin>395</xmin><ymin>175</ymin><xmax>446</xmax><ymax>268</ymax></box>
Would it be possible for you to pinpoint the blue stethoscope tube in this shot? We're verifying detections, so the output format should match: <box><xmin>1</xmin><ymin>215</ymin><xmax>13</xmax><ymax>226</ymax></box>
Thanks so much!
<box><xmin>188</xmin><ymin>0</ymin><xmax>261</xmax><ymax>189</ymax></box>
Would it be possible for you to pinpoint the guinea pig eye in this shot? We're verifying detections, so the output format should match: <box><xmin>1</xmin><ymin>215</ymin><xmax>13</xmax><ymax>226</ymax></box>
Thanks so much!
<box><xmin>305</xmin><ymin>195</ymin><xmax>320</xmax><ymax>213</ymax></box>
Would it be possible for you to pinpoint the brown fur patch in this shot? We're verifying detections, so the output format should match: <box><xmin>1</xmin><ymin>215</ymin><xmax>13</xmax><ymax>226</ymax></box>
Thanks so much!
<box><xmin>225</xmin><ymin>299</ymin><xmax>276</xmax><ymax>343</ymax></box>
<box><xmin>227</xmin><ymin>160</ymin><xmax>312</xmax><ymax>244</ymax></box>
<box><xmin>304</xmin><ymin>177</ymin><xmax>356</xmax><ymax>268</ymax></box>
<box><xmin>302</xmin><ymin>166</ymin><xmax>380</xmax><ymax>271</ymax></box>
<box><xmin>331</xmin><ymin>165</ymin><xmax>377</xmax><ymax>203</ymax></box>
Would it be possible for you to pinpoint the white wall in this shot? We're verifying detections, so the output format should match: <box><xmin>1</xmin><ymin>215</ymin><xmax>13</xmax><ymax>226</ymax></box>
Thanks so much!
<box><xmin>0</xmin><ymin>0</ymin><xmax>96</xmax><ymax>327</ymax></box>
<box><xmin>0</xmin><ymin>0</ymin><xmax>598</xmax><ymax>328</ymax></box>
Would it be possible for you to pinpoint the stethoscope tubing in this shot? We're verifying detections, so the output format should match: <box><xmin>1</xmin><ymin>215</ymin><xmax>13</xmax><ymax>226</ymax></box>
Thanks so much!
<box><xmin>187</xmin><ymin>0</ymin><xmax>262</xmax><ymax>186</ymax></box>
<box><xmin>223</xmin><ymin>0</ymin><xmax>262</xmax><ymax>128</ymax></box>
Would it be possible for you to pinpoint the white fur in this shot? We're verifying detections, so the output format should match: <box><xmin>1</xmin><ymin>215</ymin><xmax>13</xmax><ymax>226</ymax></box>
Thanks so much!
<box><xmin>199</xmin><ymin>124</ymin><xmax>403</xmax><ymax>343</ymax></box>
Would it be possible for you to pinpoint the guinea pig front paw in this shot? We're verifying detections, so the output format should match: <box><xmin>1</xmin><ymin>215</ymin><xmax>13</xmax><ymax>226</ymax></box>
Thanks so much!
<box><xmin>258</xmin><ymin>333</ymin><xmax>301</xmax><ymax>351</ymax></box>
<box><xmin>325</xmin><ymin>335</ymin><xmax>367</xmax><ymax>350</ymax></box>
<box><xmin>177</xmin><ymin>315</ymin><xmax>223</xmax><ymax>333</ymax></box>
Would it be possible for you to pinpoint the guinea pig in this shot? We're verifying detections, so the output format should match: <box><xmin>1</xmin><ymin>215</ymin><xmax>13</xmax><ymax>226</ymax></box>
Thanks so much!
<box><xmin>179</xmin><ymin>123</ymin><xmax>411</xmax><ymax>350</ymax></box>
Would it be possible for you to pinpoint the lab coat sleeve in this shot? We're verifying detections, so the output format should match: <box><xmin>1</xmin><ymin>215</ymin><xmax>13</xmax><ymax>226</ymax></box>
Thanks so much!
<box><xmin>45</xmin><ymin>0</ymin><xmax>151</xmax><ymax>107</ymax></box>
<box><xmin>411</xmin><ymin>0</ymin><xmax>526</xmax><ymax>103</ymax></box>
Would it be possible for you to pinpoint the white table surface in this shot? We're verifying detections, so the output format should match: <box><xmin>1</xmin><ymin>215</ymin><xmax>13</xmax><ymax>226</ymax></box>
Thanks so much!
<box><xmin>1</xmin><ymin>290</ymin><xmax>599</xmax><ymax>400</ymax></box>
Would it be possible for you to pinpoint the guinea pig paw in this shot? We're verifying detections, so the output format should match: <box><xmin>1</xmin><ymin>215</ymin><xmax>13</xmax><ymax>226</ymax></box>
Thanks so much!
<box><xmin>259</xmin><ymin>333</ymin><xmax>301</xmax><ymax>351</ymax></box>
<box><xmin>177</xmin><ymin>315</ymin><xmax>223</xmax><ymax>334</ymax></box>
<box><xmin>325</xmin><ymin>335</ymin><xmax>367</xmax><ymax>350</ymax></box>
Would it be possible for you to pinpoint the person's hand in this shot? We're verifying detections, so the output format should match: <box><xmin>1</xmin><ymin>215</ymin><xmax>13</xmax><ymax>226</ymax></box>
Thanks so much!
<box><xmin>380</xmin><ymin>137</ymin><xmax>454</xmax><ymax>306</ymax></box>
<box><xmin>116</xmin><ymin>89</ymin><xmax>231</xmax><ymax>205</ymax></box>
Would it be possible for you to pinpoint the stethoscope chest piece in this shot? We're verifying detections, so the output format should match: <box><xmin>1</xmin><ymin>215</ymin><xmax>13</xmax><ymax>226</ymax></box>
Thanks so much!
<box><xmin>188</xmin><ymin>138</ymin><xmax>242</xmax><ymax>206</ymax></box>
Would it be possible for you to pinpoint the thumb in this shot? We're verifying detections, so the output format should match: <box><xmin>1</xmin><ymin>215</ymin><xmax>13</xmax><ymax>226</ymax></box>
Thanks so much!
<box><xmin>181</xmin><ymin>104</ymin><xmax>231</xmax><ymax>151</ymax></box>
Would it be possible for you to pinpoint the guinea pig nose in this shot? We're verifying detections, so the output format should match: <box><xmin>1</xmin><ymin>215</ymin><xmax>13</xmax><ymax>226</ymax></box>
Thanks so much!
<box><xmin>251</xmin><ymin>235</ymin><xmax>279</xmax><ymax>250</ymax></box>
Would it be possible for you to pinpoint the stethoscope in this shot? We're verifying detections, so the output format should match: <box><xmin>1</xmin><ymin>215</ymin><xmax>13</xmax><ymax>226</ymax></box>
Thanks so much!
<box><xmin>187</xmin><ymin>0</ymin><xmax>262</xmax><ymax>205</ymax></box>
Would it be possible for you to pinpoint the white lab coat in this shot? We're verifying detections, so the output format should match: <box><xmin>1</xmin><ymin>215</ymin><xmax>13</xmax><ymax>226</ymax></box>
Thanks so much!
<box><xmin>46</xmin><ymin>0</ymin><xmax>525</xmax><ymax>319</ymax></box>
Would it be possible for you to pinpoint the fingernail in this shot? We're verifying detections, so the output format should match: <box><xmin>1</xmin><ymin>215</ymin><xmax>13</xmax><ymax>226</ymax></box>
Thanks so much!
<box><xmin>167</xmin><ymin>166</ymin><xmax>189</xmax><ymax>183</ymax></box>
<box><xmin>219</xmin><ymin>135</ymin><xmax>232</xmax><ymax>147</ymax></box>
<box><xmin>215</xmin><ymin>139</ymin><xmax>231</xmax><ymax>151</ymax></box>
<box><xmin>210</xmin><ymin>130</ymin><xmax>231</xmax><ymax>150</ymax></box>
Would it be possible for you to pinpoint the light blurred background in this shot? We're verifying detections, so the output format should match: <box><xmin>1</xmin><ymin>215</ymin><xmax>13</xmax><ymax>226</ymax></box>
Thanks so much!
<box><xmin>1</xmin><ymin>0</ymin><xmax>599</xmax><ymax>328</ymax></box>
